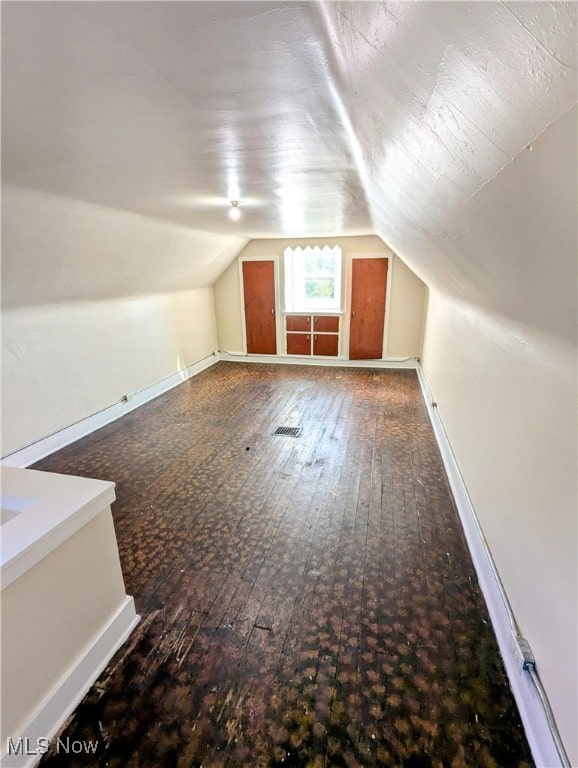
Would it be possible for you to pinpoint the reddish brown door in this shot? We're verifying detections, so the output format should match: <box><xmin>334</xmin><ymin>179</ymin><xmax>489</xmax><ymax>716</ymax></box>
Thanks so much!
<box><xmin>242</xmin><ymin>261</ymin><xmax>277</xmax><ymax>354</ymax></box>
<box><xmin>286</xmin><ymin>333</ymin><xmax>311</xmax><ymax>355</ymax></box>
<box><xmin>313</xmin><ymin>334</ymin><xmax>338</xmax><ymax>356</ymax></box>
<box><xmin>286</xmin><ymin>315</ymin><xmax>311</xmax><ymax>332</ymax></box>
<box><xmin>349</xmin><ymin>258</ymin><xmax>388</xmax><ymax>360</ymax></box>
<box><xmin>313</xmin><ymin>315</ymin><xmax>339</xmax><ymax>333</ymax></box>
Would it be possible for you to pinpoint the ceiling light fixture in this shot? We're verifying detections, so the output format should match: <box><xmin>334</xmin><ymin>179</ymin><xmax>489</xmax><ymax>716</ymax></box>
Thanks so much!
<box><xmin>229</xmin><ymin>200</ymin><xmax>241</xmax><ymax>221</ymax></box>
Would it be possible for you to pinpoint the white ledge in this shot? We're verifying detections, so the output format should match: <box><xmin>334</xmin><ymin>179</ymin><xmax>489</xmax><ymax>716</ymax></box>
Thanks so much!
<box><xmin>218</xmin><ymin>351</ymin><xmax>419</xmax><ymax>368</ymax></box>
<box><xmin>1</xmin><ymin>467</ymin><xmax>116</xmax><ymax>589</ymax></box>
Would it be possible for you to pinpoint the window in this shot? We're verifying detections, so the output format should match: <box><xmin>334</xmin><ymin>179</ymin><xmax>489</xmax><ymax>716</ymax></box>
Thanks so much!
<box><xmin>283</xmin><ymin>245</ymin><xmax>342</xmax><ymax>312</ymax></box>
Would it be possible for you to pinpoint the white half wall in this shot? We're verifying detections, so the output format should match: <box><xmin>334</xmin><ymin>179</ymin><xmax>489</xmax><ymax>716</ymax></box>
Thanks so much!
<box><xmin>1</xmin><ymin>466</ymin><xmax>139</xmax><ymax>767</ymax></box>
<box><xmin>422</xmin><ymin>290</ymin><xmax>578</xmax><ymax>764</ymax></box>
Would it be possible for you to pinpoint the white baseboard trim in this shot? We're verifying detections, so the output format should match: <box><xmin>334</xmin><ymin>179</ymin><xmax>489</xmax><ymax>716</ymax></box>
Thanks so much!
<box><xmin>416</xmin><ymin>367</ymin><xmax>564</xmax><ymax>768</ymax></box>
<box><xmin>1</xmin><ymin>353</ymin><xmax>219</xmax><ymax>468</ymax></box>
<box><xmin>1</xmin><ymin>597</ymin><xmax>140</xmax><ymax>768</ymax></box>
<box><xmin>218</xmin><ymin>351</ymin><xmax>419</xmax><ymax>368</ymax></box>
<box><xmin>1</xmin><ymin>352</ymin><xmax>416</xmax><ymax>468</ymax></box>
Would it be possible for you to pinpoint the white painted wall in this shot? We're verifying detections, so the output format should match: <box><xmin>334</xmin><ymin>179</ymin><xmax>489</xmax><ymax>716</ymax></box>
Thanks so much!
<box><xmin>387</xmin><ymin>256</ymin><xmax>427</xmax><ymax>359</ymax></box>
<box><xmin>421</xmin><ymin>293</ymin><xmax>577</xmax><ymax>762</ymax></box>
<box><xmin>412</xmin><ymin>103</ymin><xmax>577</xmax><ymax>768</ymax></box>
<box><xmin>214</xmin><ymin>235</ymin><xmax>427</xmax><ymax>358</ymax></box>
<box><xmin>1</xmin><ymin>291</ymin><xmax>217</xmax><ymax>456</ymax></box>
<box><xmin>1</xmin><ymin>187</ymin><xmax>242</xmax><ymax>456</ymax></box>
<box><xmin>214</xmin><ymin>258</ymin><xmax>245</xmax><ymax>356</ymax></box>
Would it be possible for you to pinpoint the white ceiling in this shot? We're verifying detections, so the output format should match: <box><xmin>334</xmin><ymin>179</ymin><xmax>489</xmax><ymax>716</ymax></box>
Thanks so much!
<box><xmin>2</xmin><ymin>1</ymin><xmax>372</xmax><ymax>237</ymax></box>
<box><xmin>2</xmin><ymin>1</ymin><xmax>576</xmax><ymax>334</ymax></box>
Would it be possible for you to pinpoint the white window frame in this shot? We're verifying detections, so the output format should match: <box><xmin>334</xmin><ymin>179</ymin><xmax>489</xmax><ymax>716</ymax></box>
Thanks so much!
<box><xmin>283</xmin><ymin>245</ymin><xmax>343</xmax><ymax>313</ymax></box>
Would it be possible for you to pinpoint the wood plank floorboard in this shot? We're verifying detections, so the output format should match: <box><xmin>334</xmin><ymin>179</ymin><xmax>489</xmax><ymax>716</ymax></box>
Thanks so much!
<box><xmin>33</xmin><ymin>362</ymin><xmax>533</xmax><ymax>767</ymax></box>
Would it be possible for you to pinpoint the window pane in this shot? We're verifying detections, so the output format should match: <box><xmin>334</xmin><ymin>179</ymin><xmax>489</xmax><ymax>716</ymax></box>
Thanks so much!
<box><xmin>304</xmin><ymin>277</ymin><xmax>335</xmax><ymax>299</ymax></box>
<box><xmin>304</xmin><ymin>252</ymin><xmax>335</xmax><ymax>276</ymax></box>
<box><xmin>284</xmin><ymin>245</ymin><xmax>342</xmax><ymax>312</ymax></box>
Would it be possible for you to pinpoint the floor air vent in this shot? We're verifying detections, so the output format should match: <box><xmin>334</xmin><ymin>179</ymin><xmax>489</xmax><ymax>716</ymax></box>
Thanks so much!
<box><xmin>273</xmin><ymin>426</ymin><xmax>302</xmax><ymax>437</ymax></box>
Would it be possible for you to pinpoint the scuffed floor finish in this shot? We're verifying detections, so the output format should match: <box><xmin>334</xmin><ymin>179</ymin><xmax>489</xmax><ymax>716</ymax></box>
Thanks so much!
<box><xmin>34</xmin><ymin>363</ymin><xmax>533</xmax><ymax>767</ymax></box>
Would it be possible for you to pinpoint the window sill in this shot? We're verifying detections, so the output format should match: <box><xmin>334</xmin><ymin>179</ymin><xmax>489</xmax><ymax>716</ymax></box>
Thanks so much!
<box><xmin>284</xmin><ymin>310</ymin><xmax>344</xmax><ymax>316</ymax></box>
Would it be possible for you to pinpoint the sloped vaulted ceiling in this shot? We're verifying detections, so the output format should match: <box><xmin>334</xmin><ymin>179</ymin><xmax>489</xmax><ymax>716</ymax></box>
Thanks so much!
<box><xmin>1</xmin><ymin>1</ymin><xmax>576</xmax><ymax>330</ymax></box>
<box><xmin>316</xmin><ymin>1</ymin><xmax>577</xmax><ymax>342</ymax></box>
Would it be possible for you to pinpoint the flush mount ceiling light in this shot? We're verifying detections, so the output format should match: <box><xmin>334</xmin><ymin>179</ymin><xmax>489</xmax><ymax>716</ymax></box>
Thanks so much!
<box><xmin>229</xmin><ymin>200</ymin><xmax>241</xmax><ymax>221</ymax></box>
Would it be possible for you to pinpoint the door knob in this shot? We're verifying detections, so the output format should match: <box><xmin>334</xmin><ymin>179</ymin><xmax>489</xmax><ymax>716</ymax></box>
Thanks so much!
<box><xmin>271</xmin><ymin>308</ymin><xmax>274</xmax><ymax>314</ymax></box>
<box><xmin>352</xmin><ymin>310</ymin><xmax>356</xmax><ymax>318</ymax></box>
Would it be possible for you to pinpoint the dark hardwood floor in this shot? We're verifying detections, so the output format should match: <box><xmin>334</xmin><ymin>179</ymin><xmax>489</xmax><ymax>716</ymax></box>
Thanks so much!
<box><xmin>34</xmin><ymin>362</ymin><xmax>533</xmax><ymax>767</ymax></box>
